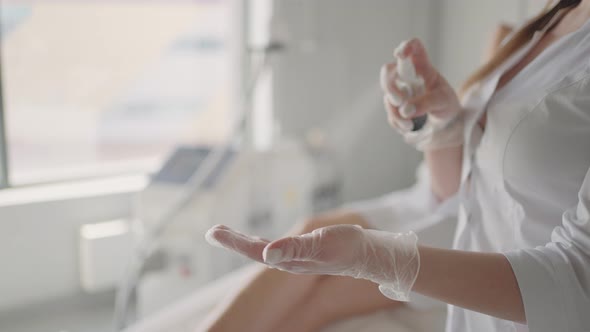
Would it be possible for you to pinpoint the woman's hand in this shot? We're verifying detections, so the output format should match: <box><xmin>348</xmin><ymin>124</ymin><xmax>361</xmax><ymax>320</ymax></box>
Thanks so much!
<box><xmin>206</xmin><ymin>224</ymin><xmax>420</xmax><ymax>302</ymax></box>
<box><xmin>206</xmin><ymin>225</ymin><xmax>271</xmax><ymax>263</ymax></box>
<box><xmin>212</xmin><ymin>210</ymin><xmax>372</xmax><ymax>261</ymax></box>
<box><xmin>380</xmin><ymin>38</ymin><xmax>465</xmax><ymax>151</ymax></box>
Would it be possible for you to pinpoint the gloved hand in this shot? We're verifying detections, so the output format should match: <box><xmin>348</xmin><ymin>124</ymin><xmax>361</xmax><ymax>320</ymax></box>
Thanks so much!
<box><xmin>206</xmin><ymin>224</ymin><xmax>420</xmax><ymax>302</ymax></box>
<box><xmin>380</xmin><ymin>38</ymin><xmax>465</xmax><ymax>151</ymax></box>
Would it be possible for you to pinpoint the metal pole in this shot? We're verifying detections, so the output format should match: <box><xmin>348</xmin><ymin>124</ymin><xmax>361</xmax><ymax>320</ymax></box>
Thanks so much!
<box><xmin>0</xmin><ymin>35</ymin><xmax>10</xmax><ymax>188</ymax></box>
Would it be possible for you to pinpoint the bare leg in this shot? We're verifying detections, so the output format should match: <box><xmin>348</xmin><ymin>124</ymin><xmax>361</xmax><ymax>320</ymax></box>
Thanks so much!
<box><xmin>276</xmin><ymin>275</ymin><xmax>403</xmax><ymax>332</ymax></box>
<box><xmin>196</xmin><ymin>211</ymin><xmax>374</xmax><ymax>332</ymax></box>
<box><xmin>197</xmin><ymin>267</ymin><xmax>320</xmax><ymax>332</ymax></box>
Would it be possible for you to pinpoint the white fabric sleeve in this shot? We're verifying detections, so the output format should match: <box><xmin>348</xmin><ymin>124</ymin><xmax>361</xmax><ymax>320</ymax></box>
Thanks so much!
<box><xmin>504</xmin><ymin>167</ymin><xmax>590</xmax><ymax>332</ymax></box>
<box><xmin>343</xmin><ymin>161</ymin><xmax>459</xmax><ymax>233</ymax></box>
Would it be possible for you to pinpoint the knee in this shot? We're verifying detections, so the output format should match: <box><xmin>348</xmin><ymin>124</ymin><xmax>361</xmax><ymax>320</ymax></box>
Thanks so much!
<box><xmin>288</xmin><ymin>216</ymin><xmax>324</xmax><ymax>236</ymax></box>
<box><xmin>300</xmin><ymin>216</ymin><xmax>330</xmax><ymax>234</ymax></box>
<box><xmin>295</xmin><ymin>211</ymin><xmax>369</xmax><ymax>235</ymax></box>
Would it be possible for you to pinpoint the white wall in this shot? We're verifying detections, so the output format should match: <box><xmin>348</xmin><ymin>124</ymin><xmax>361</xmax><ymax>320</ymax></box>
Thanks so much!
<box><xmin>271</xmin><ymin>0</ymin><xmax>436</xmax><ymax>202</ymax></box>
<box><xmin>0</xmin><ymin>190</ymin><xmax>135</xmax><ymax>312</ymax></box>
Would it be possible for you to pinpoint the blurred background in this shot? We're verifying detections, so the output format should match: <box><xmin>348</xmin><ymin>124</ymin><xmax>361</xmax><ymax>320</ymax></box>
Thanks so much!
<box><xmin>0</xmin><ymin>0</ymin><xmax>545</xmax><ymax>331</ymax></box>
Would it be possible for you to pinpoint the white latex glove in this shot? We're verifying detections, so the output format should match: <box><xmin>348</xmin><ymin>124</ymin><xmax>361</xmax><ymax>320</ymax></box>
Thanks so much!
<box><xmin>206</xmin><ymin>224</ymin><xmax>420</xmax><ymax>302</ymax></box>
<box><xmin>380</xmin><ymin>38</ymin><xmax>465</xmax><ymax>151</ymax></box>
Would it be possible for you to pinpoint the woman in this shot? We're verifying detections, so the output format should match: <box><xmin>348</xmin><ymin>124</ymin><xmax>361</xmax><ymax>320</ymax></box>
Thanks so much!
<box><xmin>203</xmin><ymin>0</ymin><xmax>590</xmax><ymax>331</ymax></box>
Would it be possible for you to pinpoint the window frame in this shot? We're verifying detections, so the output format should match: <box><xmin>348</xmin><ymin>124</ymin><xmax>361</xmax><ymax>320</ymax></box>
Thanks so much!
<box><xmin>0</xmin><ymin>45</ymin><xmax>9</xmax><ymax>189</ymax></box>
<box><xmin>0</xmin><ymin>0</ymin><xmax>245</xmax><ymax>191</ymax></box>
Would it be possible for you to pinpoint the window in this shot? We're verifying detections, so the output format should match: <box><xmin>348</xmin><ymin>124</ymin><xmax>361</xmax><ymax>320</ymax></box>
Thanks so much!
<box><xmin>0</xmin><ymin>0</ymin><xmax>241</xmax><ymax>186</ymax></box>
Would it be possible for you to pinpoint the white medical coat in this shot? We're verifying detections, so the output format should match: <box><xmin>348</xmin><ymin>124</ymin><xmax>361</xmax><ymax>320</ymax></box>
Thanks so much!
<box><xmin>349</xmin><ymin>18</ymin><xmax>590</xmax><ymax>332</ymax></box>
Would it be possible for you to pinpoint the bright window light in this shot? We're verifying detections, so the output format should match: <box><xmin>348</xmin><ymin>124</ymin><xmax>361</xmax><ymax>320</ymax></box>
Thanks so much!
<box><xmin>0</xmin><ymin>0</ymin><xmax>240</xmax><ymax>185</ymax></box>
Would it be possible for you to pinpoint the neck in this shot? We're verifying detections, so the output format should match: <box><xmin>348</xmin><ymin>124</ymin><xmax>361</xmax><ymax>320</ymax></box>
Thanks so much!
<box><xmin>569</xmin><ymin>0</ymin><xmax>590</xmax><ymax>21</ymax></box>
<box><xmin>550</xmin><ymin>0</ymin><xmax>590</xmax><ymax>35</ymax></box>
<box><xmin>563</xmin><ymin>0</ymin><xmax>590</xmax><ymax>14</ymax></box>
